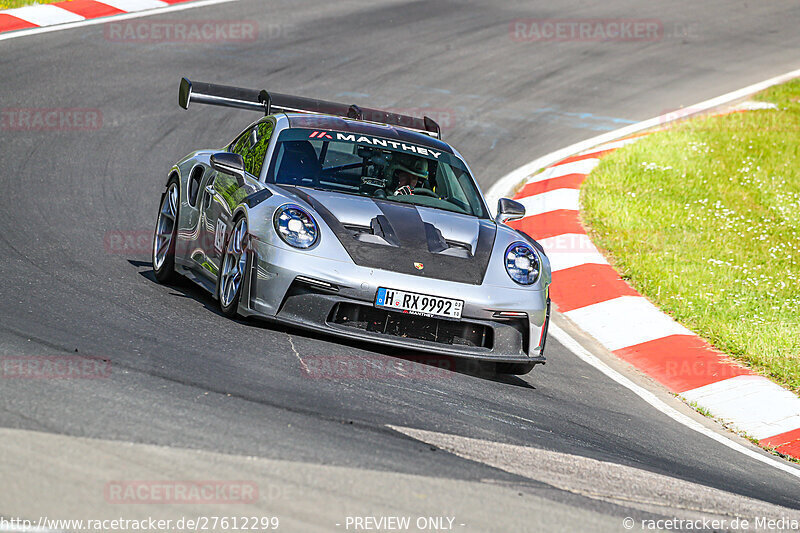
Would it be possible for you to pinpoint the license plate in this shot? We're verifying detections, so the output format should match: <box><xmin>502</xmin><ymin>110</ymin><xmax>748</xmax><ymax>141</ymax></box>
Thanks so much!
<box><xmin>375</xmin><ymin>287</ymin><xmax>463</xmax><ymax>320</ymax></box>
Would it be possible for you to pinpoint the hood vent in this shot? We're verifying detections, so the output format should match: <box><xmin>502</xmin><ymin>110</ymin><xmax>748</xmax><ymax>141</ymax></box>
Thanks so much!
<box><xmin>441</xmin><ymin>240</ymin><xmax>472</xmax><ymax>258</ymax></box>
<box><xmin>278</xmin><ymin>185</ymin><xmax>495</xmax><ymax>285</ymax></box>
<box><xmin>344</xmin><ymin>217</ymin><xmax>472</xmax><ymax>258</ymax></box>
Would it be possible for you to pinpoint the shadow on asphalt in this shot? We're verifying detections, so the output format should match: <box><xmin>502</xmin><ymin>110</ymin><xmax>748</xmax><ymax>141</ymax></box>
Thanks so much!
<box><xmin>130</xmin><ymin>259</ymin><xmax>535</xmax><ymax>389</ymax></box>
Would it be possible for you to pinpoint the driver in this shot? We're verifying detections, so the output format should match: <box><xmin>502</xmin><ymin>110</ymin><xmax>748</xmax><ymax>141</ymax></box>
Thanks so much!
<box><xmin>385</xmin><ymin>154</ymin><xmax>429</xmax><ymax>196</ymax></box>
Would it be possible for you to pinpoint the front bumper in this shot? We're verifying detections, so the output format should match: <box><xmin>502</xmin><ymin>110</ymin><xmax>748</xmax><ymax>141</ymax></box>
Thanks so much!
<box><xmin>240</xmin><ymin>240</ymin><xmax>550</xmax><ymax>363</ymax></box>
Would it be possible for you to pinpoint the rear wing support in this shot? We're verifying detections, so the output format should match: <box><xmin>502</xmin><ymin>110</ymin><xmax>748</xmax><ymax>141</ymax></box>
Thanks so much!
<box><xmin>178</xmin><ymin>78</ymin><xmax>441</xmax><ymax>138</ymax></box>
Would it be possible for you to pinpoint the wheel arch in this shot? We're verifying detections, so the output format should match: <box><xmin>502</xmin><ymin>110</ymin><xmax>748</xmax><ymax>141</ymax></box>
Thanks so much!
<box><xmin>231</xmin><ymin>204</ymin><xmax>250</xmax><ymax>227</ymax></box>
<box><xmin>165</xmin><ymin>167</ymin><xmax>181</xmax><ymax>187</ymax></box>
<box><xmin>216</xmin><ymin>209</ymin><xmax>254</xmax><ymax>315</ymax></box>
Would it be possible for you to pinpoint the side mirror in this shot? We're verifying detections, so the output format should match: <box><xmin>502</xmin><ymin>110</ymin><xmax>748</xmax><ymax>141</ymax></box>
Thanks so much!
<box><xmin>495</xmin><ymin>198</ymin><xmax>526</xmax><ymax>225</ymax></box>
<box><xmin>211</xmin><ymin>152</ymin><xmax>246</xmax><ymax>185</ymax></box>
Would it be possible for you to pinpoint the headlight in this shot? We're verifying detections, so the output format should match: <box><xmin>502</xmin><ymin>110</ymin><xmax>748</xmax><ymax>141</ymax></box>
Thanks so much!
<box><xmin>505</xmin><ymin>242</ymin><xmax>540</xmax><ymax>285</ymax></box>
<box><xmin>273</xmin><ymin>204</ymin><xmax>319</xmax><ymax>248</ymax></box>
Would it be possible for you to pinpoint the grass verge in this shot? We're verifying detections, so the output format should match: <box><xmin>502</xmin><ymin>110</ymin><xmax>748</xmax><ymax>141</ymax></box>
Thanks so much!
<box><xmin>1</xmin><ymin>0</ymin><xmax>65</xmax><ymax>9</ymax></box>
<box><xmin>581</xmin><ymin>79</ymin><xmax>800</xmax><ymax>394</ymax></box>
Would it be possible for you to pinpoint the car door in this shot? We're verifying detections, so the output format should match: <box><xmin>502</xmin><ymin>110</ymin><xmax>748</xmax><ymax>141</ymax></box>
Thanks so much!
<box><xmin>198</xmin><ymin>119</ymin><xmax>275</xmax><ymax>277</ymax></box>
<box><xmin>181</xmin><ymin>162</ymin><xmax>217</xmax><ymax>273</ymax></box>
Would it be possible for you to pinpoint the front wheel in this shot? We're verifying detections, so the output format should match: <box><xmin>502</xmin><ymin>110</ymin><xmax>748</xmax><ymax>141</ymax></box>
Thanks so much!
<box><xmin>218</xmin><ymin>216</ymin><xmax>249</xmax><ymax>317</ymax></box>
<box><xmin>153</xmin><ymin>179</ymin><xmax>179</xmax><ymax>283</ymax></box>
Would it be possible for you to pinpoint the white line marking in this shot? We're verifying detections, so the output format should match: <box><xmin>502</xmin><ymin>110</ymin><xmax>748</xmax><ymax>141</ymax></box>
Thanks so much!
<box><xmin>549</xmin><ymin>323</ymin><xmax>800</xmax><ymax>479</ymax></box>
<box><xmin>515</xmin><ymin>188</ymin><xmax>579</xmax><ymax>216</ymax></box>
<box><xmin>96</xmin><ymin>0</ymin><xmax>169</xmax><ymax>11</ymax></box>
<box><xmin>681</xmin><ymin>376</ymin><xmax>800</xmax><ymax>440</ymax></box>
<box><xmin>3</xmin><ymin>5</ymin><xmax>84</xmax><ymax>25</ymax></box>
<box><xmin>5</xmin><ymin>0</ymin><xmax>798</xmax><ymax>474</ymax></box>
<box><xmin>564</xmin><ymin>296</ymin><xmax>693</xmax><ymax>351</ymax></box>
<box><xmin>521</xmin><ymin>158</ymin><xmax>599</xmax><ymax>186</ymax></box>
<box><xmin>492</xmin><ymin>66</ymin><xmax>800</xmax><ymax>469</ymax></box>
<box><xmin>537</xmin><ymin>233</ymin><xmax>608</xmax><ymax>271</ymax></box>
<box><xmin>286</xmin><ymin>335</ymin><xmax>309</xmax><ymax>375</ymax></box>
<box><xmin>485</xmin><ymin>67</ymin><xmax>800</xmax><ymax>214</ymax></box>
<box><xmin>389</xmin><ymin>425</ymin><xmax>800</xmax><ymax>515</ymax></box>
<box><xmin>0</xmin><ymin>0</ymin><xmax>240</xmax><ymax>42</ymax></box>
<box><xmin>580</xmin><ymin>136</ymin><xmax>643</xmax><ymax>154</ymax></box>
<box><xmin>730</xmin><ymin>101</ymin><xmax>779</xmax><ymax>111</ymax></box>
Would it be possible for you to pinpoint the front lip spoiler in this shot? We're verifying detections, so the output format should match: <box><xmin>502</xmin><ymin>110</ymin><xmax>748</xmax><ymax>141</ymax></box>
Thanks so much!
<box><xmin>245</xmin><ymin>310</ymin><xmax>545</xmax><ymax>364</ymax></box>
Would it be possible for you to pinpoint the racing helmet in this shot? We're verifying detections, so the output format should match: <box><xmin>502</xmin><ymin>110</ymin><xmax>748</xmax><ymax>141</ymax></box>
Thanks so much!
<box><xmin>386</xmin><ymin>154</ymin><xmax>429</xmax><ymax>186</ymax></box>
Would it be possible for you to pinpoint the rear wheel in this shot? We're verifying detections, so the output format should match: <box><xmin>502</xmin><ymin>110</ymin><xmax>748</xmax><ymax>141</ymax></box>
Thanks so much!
<box><xmin>153</xmin><ymin>178</ymin><xmax>179</xmax><ymax>283</ymax></box>
<box><xmin>218</xmin><ymin>216</ymin><xmax>249</xmax><ymax>317</ymax></box>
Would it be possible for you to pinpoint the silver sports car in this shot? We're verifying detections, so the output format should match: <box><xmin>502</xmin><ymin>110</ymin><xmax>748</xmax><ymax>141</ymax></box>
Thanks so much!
<box><xmin>153</xmin><ymin>78</ymin><xmax>551</xmax><ymax>374</ymax></box>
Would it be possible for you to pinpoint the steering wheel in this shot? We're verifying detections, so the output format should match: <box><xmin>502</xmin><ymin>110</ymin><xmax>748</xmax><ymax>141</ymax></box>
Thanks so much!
<box><xmin>413</xmin><ymin>188</ymin><xmax>438</xmax><ymax>198</ymax></box>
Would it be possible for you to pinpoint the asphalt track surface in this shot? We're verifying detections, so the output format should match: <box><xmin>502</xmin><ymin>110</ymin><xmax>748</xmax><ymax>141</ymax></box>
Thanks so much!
<box><xmin>2</xmin><ymin>0</ymin><xmax>800</xmax><ymax>530</ymax></box>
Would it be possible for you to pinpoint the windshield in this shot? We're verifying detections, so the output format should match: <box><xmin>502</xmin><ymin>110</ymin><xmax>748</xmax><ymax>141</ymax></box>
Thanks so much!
<box><xmin>266</xmin><ymin>128</ymin><xmax>489</xmax><ymax>218</ymax></box>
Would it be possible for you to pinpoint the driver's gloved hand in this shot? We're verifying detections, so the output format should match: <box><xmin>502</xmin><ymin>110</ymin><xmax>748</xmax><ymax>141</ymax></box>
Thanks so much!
<box><xmin>394</xmin><ymin>185</ymin><xmax>414</xmax><ymax>196</ymax></box>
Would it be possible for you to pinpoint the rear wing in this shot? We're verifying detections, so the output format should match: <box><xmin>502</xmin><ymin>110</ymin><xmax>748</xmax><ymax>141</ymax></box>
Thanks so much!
<box><xmin>178</xmin><ymin>77</ymin><xmax>441</xmax><ymax>138</ymax></box>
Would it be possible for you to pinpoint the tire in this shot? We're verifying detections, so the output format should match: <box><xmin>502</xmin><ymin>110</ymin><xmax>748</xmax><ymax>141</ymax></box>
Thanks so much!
<box><xmin>218</xmin><ymin>215</ymin><xmax>249</xmax><ymax>317</ymax></box>
<box><xmin>153</xmin><ymin>177</ymin><xmax>180</xmax><ymax>283</ymax></box>
<box><xmin>495</xmin><ymin>362</ymin><xmax>536</xmax><ymax>375</ymax></box>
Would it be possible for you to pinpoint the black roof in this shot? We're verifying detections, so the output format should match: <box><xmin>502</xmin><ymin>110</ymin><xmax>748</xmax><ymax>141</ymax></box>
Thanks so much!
<box><xmin>285</xmin><ymin>114</ymin><xmax>454</xmax><ymax>154</ymax></box>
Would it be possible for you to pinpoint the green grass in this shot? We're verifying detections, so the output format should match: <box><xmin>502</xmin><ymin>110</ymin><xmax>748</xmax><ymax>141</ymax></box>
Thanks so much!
<box><xmin>581</xmin><ymin>78</ymin><xmax>800</xmax><ymax>394</ymax></box>
<box><xmin>1</xmin><ymin>0</ymin><xmax>65</xmax><ymax>9</ymax></box>
<box><xmin>688</xmin><ymin>401</ymin><xmax>713</xmax><ymax>419</ymax></box>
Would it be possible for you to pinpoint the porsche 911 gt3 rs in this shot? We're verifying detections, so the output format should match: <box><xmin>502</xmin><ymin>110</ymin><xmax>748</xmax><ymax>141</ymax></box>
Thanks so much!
<box><xmin>153</xmin><ymin>78</ymin><xmax>551</xmax><ymax>374</ymax></box>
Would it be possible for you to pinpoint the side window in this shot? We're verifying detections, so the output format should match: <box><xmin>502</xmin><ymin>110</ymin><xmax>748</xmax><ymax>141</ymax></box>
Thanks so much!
<box><xmin>229</xmin><ymin>121</ymin><xmax>274</xmax><ymax>179</ymax></box>
<box><xmin>230</xmin><ymin>128</ymin><xmax>251</xmax><ymax>157</ymax></box>
<box><xmin>188</xmin><ymin>165</ymin><xmax>205</xmax><ymax>207</ymax></box>
<box><xmin>436</xmin><ymin>163</ymin><xmax>468</xmax><ymax>205</ymax></box>
<box><xmin>247</xmin><ymin>121</ymin><xmax>274</xmax><ymax>178</ymax></box>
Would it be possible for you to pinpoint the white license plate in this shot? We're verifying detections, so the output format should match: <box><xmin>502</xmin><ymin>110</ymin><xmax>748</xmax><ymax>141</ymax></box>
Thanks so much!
<box><xmin>375</xmin><ymin>287</ymin><xmax>463</xmax><ymax>320</ymax></box>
